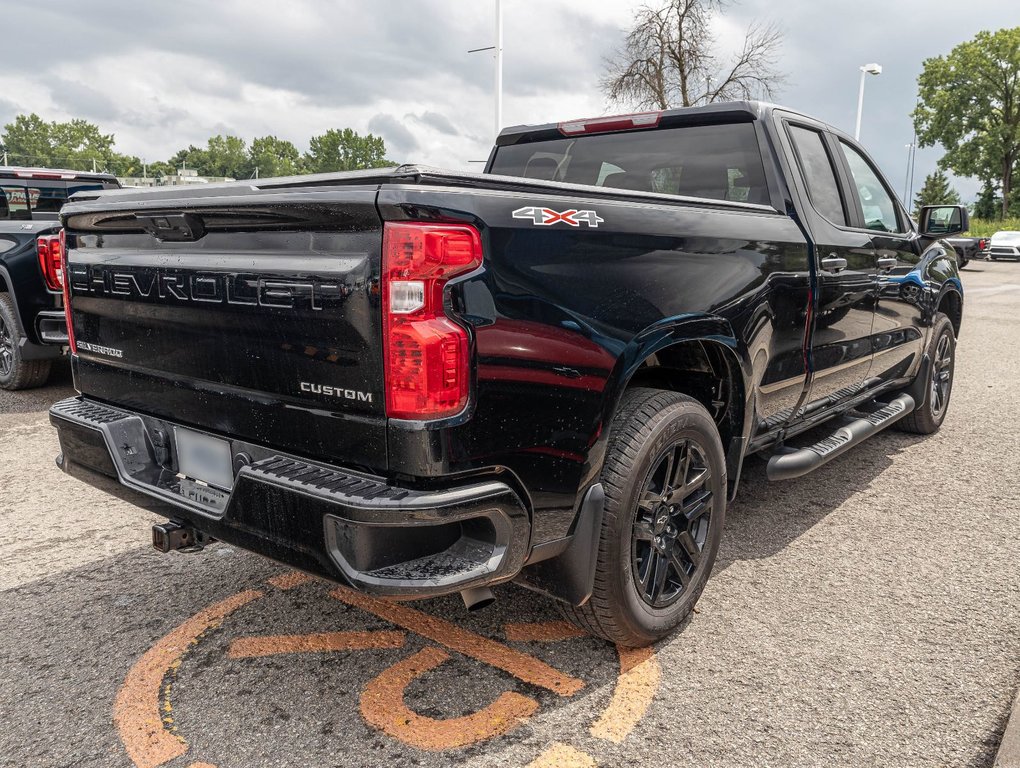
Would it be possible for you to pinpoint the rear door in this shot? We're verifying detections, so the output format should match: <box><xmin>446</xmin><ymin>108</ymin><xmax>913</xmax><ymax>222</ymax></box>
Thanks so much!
<box><xmin>778</xmin><ymin>117</ymin><xmax>877</xmax><ymax>407</ymax></box>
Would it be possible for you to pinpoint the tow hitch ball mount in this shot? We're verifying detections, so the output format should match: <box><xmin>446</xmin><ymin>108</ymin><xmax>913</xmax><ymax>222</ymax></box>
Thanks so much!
<box><xmin>152</xmin><ymin>521</ymin><xmax>213</xmax><ymax>553</ymax></box>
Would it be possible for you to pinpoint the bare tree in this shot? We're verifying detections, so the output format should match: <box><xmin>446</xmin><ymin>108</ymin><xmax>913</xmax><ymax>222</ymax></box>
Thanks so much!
<box><xmin>602</xmin><ymin>0</ymin><xmax>785</xmax><ymax>110</ymax></box>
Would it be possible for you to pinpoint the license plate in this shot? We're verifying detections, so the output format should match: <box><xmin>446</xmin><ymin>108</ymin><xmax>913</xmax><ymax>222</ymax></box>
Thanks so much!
<box><xmin>175</xmin><ymin>427</ymin><xmax>234</xmax><ymax>491</ymax></box>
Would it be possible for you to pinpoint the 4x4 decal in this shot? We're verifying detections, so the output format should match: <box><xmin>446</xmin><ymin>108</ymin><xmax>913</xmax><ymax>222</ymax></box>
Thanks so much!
<box><xmin>512</xmin><ymin>206</ymin><xmax>604</xmax><ymax>228</ymax></box>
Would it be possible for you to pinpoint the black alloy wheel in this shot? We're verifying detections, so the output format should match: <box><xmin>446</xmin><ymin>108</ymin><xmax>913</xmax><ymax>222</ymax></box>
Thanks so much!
<box><xmin>631</xmin><ymin>439</ymin><xmax>714</xmax><ymax>608</ymax></box>
<box><xmin>559</xmin><ymin>387</ymin><xmax>726</xmax><ymax>647</ymax></box>
<box><xmin>930</xmin><ymin>330</ymin><xmax>953</xmax><ymax>419</ymax></box>
<box><xmin>896</xmin><ymin>311</ymin><xmax>955</xmax><ymax>435</ymax></box>
<box><xmin>0</xmin><ymin>313</ymin><xmax>13</xmax><ymax>378</ymax></box>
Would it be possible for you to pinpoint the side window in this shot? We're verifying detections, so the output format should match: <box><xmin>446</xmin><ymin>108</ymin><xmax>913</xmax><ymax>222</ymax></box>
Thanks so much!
<box><xmin>839</xmin><ymin>141</ymin><xmax>901</xmax><ymax>233</ymax></box>
<box><xmin>788</xmin><ymin>125</ymin><xmax>846</xmax><ymax>225</ymax></box>
<box><xmin>1</xmin><ymin>185</ymin><xmax>32</xmax><ymax>220</ymax></box>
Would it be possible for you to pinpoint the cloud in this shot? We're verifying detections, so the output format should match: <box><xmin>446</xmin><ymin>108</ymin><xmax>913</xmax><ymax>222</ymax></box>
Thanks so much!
<box><xmin>413</xmin><ymin>111</ymin><xmax>460</xmax><ymax>136</ymax></box>
<box><xmin>0</xmin><ymin>0</ymin><xmax>1015</xmax><ymax>197</ymax></box>
<box><xmin>368</xmin><ymin>113</ymin><xmax>420</xmax><ymax>159</ymax></box>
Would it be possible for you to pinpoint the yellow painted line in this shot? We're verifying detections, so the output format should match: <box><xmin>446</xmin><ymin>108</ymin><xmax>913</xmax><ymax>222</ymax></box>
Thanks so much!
<box><xmin>114</xmin><ymin>589</ymin><xmax>263</xmax><ymax>768</ymax></box>
<box><xmin>186</xmin><ymin>763</ymin><xmax>218</xmax><ymax>768</ymax></box>
<box><xmin>589</xmin><ymin>645</ymin><xmax>660</xmax><ymax>744</ymax></box>
<box><xmin>228</xmin><ymin>630</ymin><xmax>405</xmax><ymax>658</ymax></box>
<box><xmin>331</xmin><ymin>588</ymin><xmax>583</xmax><ymax>696</ymax></box>
<box><xmin>360</xmin><ymin>646</ymin><xmax>539</xmax><ymax>750</ymax></box>
<box><xmin>266</xmin><ymin>571</ymin><xmax>315</xmax><ymax>591</ymax></box>
<box><xmin>504</xmin><ymin>620</ymin><xmax>587</xmax><ymax>643</ymax></box>
<box><xmin>526</xmin><ymin>742</ymin><xmax>598</xmax><ymax>767</ymax></box>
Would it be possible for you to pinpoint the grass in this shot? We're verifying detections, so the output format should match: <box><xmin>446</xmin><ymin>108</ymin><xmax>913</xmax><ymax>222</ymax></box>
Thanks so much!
<box><xmin>966</xmin><ymin>218</ymin><xmax>1020</xmax><ymax>237</ymax></box>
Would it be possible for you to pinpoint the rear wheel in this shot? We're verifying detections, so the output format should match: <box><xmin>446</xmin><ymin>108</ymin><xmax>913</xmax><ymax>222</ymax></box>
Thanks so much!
<box><xmin>896</xmin><ymin>312</ymin><xmax>955</xmax><ymax>434</ymax></box>
<box><xmin>560</xmin><ymin>388</ymin><xmax>726</xmax><ymax>647</ymax></box>
<box><xmin>0</xmin><ymin>293</ymin><xmax>52</xmax><ymax>391</ymax></box>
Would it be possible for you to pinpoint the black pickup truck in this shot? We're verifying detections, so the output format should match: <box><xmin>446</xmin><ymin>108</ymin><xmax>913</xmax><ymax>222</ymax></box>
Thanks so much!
<box><xmin>0</xmin><ymin>167</ymin><xmax>120</xmax><ymax>389</ymax></box>
<box><xmin>50</xmin><ymin>102</ymin><xmax>965</xmax><ymax>646</ymax></box>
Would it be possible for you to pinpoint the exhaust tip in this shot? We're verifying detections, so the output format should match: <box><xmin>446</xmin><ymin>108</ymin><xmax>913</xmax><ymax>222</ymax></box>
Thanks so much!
<box><xmin>460</xmin><ymin>586</ymin><xmax>495</xmax><ymax>612</ymax></box>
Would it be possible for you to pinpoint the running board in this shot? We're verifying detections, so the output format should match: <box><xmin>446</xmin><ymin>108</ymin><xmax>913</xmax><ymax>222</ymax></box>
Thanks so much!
<box><xmin>766</xmin><ymin>394</ymin><xmax>915</xmax><ymax>481</ymax></box>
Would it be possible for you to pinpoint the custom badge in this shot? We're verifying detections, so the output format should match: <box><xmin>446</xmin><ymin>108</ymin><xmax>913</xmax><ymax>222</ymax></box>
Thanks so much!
<box><xmin>512</xmin><ymin>206</ymin><xmax>604</xmax><ymax>228</ymax></box>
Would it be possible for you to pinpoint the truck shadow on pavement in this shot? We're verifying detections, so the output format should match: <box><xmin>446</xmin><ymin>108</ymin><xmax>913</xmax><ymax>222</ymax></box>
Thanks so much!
<box><xmin>0</xmin><ymin>418</ymin><xmax>928</xmax><ymax>768</ymax></box>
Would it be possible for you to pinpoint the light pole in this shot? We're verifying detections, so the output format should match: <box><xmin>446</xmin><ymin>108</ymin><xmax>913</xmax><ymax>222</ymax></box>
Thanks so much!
<box><xmin>468</xmin><ymin>0</ymin><xmax>504</xmax><ymax>142</ymax></box>
<box><xmin>854</xmin><ymin>62</ymin><xmax>882</xmax><ymax>141</ymax></box>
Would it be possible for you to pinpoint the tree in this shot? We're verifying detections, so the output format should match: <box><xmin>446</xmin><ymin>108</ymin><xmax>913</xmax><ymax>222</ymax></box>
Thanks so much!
<box><xmin>2</xmin><ymin>114</ymin><xmax>55</xmax><ymax>166</ymax></box>
<box><xmin>248</xmin><ymin>135</ymin><xmax>303</xmax><ymax>178</ymax></box>
<box><xmin>168</xmin><ymin>145</ymin><xmax>209</xmax><ymax>174</ymax></box>
<box><xmin>973</xmin><ymin>180</ymin><xmax>1001</xmax><ymax>219</ymax></box>
<box><xmin>1</xmin><ymin>113</ymin><xmax>138</xmax><ymax>172</ymax></box>
<box><xmin>602</xmin><ymin>0</ymin><xmax>784</xmax><ymax>110</ymax></box>
<box><xmin>304</xmin><ymin>128</ymin><xmax>391</xmax><ymax>173</ymax></box>
<box><xmin>913</xmin><ymin>27</ymin><xmax>1020</xmax><ymax>219</ymax></box>
<box><xmin>913</xmin><ymin>170</ymin><xmax>961</xmax><ymax>214</ymax></box>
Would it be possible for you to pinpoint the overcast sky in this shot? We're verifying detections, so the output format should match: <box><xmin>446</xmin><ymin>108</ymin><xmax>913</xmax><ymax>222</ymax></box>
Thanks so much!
<box><xmin>1</xmin><ymin>1</ymin><xmax>1015</xmax><ymax>202</ymax></box>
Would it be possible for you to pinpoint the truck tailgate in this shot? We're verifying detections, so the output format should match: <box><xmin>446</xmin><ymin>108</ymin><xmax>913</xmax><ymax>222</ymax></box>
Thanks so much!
<box><xmin>61</xmin><ymin>188</ymin><xmax>387</xmax><ymax>470</ymax></box>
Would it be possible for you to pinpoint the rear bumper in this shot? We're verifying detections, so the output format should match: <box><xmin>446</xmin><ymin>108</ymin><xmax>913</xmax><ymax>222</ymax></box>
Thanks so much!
<box><xmin>49</xmin><ymin>396</ymin><xmax>530</xmax><ymax>598</ymax></box>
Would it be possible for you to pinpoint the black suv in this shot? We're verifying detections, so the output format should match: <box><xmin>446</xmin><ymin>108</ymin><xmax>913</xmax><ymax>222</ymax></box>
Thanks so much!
<box><xmin>0</xmin><ymin>167</ymin><xmax>120</xmax><ymax>389</ymax></box>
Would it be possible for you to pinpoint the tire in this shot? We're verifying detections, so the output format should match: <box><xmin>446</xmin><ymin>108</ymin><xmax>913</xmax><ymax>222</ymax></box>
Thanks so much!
<box><xmin>0</xmin><ymin>293</ymin><xmax>52</xmax><ymax>390</ymax></box>
<box><xmin>896</xmin><ymin>312</ymin><xmax>955</xmax><ymax>435</ymax></box>
<box><xmin>560</xmin><ymin>387</ymin><xmax>727</xmax><ymax>647</ymax></box>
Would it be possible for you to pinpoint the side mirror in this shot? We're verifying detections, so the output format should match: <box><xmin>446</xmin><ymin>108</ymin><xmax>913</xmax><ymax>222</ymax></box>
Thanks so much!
<box><xmin>918</xmin><ymin>205</ymin><xmax>969</xmax><ymax>237</ymax></box>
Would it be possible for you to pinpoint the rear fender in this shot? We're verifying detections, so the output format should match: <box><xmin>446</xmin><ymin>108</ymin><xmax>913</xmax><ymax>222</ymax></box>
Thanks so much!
<box><xmin>581</xmin><ymin>314</ymin><xmax>753</xmax><ymax>496</ymax></box>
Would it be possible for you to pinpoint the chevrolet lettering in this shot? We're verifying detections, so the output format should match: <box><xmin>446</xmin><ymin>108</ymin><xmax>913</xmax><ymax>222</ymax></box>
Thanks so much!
<box><xmin>67</xmin><ymin>264</ymin><xmax>346</xmax><ymax>310</ymax></box>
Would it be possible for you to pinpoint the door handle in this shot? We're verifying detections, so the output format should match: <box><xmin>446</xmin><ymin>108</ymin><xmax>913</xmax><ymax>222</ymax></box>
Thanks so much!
<box><xmin>821</xmin><ymin>255</ymin><xmax>847</xmax><ymax>272</ymax></box>
<box><xmin>876</xmin><ymin>256</ymin><xmax>898</xmax><ymax>270</ymax></box>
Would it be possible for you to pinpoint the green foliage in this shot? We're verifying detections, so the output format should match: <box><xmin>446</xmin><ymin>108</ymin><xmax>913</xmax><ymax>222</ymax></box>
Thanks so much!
<box><xmin>248</xmin><ymin>135</ymin><xmax>303</xmax><ymax>178</ymax></box>
<box><xmin>3</xmin><ymin>112</ymin><xmax>392</xmax><ymax>181</ymax></box>
<box><xmin>913</xmin><ymin>170</ymin><xmax>961</xmax><ymax>213</ymax></box>
<box><xmin>304</xmin><ymin>128</ymin><xmax>391</xmax><ymax>173</ymax></box>
<box><xmin>1</xmin><ymin>113</ymin><xmax>132</xmax><ymax>172</ymax></box>
<box><xmin>913</xmin><ymin>27</ymin><xmax>1020</xmax><ymax>218</ymax></box>
<box><xmin>965</xmin><ymin>217</ymin><xmax>1020</xmax><ymax>237</ymax></box>
<box><xmin>973</xmin><ymin>180</ymin><xmax>1001</xmax><ymax>220</ymax></box>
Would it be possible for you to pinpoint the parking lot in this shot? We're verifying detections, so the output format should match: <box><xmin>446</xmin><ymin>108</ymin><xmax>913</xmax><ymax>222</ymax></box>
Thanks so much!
<box><xmin>1</xmin><ymin>261</ymin><xmax>1018</xmax><ymax>768</ymax></box>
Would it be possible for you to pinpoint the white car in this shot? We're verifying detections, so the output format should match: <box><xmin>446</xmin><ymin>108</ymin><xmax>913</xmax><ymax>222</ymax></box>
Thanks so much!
<box><xmin>988</xmin><ymin>230</ymin><xmax>1020</xmax><ymax>260</ymax></box>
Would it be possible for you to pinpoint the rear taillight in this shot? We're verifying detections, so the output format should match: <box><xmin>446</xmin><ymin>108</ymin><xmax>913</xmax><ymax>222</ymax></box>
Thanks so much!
<box><xmin>36</xmin><ymin>233</ymin><xmax>63</xmax><ymax>291</ymax></box>
<box><xmin>60</xmin><ymin>229</ymin><xmax>76</xmax><ymax>354</ymax></box>
<box><xmin>382</xmin><ymin>222</ymin><xmax>482</xmax><ymax>420</ymax></box>
<box><xmin>979</xmin><ymin>238</ymin><xmax>988</xmax><ymax>250</ymax></box>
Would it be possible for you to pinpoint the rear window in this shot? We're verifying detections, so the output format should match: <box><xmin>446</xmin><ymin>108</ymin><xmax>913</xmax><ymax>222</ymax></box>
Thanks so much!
<box><xmin>489</xmin><ymin>123</ymin><xmax>770</xmax><ymax>205</ymax></box>
<box><xmin>0</xmin><ymin>180</ymin><xmax>115</xmax><ymax>220</ymax></box>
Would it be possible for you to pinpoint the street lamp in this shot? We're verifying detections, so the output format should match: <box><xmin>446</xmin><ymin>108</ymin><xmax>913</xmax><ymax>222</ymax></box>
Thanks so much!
<box><xmin>855</xmin><ymin>62</ymin><xmax>882</xmax><ymax>141</ymax></box>
<box><xmin>467</xmin><ymin>0</ymin><xmax>504</xmax><ymax>142</ymax></box>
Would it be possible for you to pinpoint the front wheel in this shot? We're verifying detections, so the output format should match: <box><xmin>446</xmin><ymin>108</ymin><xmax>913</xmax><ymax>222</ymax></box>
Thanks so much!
<box><xmin>560</xmin><ymin>388</ymin><xmax>726</xmax><ymax>647</ymax></box>
<box><xmin>896</xmin><ymin>312</ymin><xmax>955</xmax><ymax>434</ymax></box>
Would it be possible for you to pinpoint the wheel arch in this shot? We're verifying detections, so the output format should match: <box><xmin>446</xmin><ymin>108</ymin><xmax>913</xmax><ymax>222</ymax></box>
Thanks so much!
<box><xmin>936</xmin><ymin>285</ymin><xmax>963</xmax><ymax>338</ymax></box>
<box><xmin>594</xmin><ymin>315</ymin><xmax>754</xmax><ymax>495</ymax></box>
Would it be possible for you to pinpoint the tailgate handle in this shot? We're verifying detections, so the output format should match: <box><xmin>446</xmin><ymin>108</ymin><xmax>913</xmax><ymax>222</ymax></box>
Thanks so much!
<box><xmin>135</xmin><ymin>212</ymin><xmax>206</xmax><ymax>242</ymax></box>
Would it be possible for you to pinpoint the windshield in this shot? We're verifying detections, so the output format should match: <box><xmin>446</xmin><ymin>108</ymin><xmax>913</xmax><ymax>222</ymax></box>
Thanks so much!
<box><xmin>489</xmin><ymin>122</ymin><xmax>769</xmax><ymax>205</ymax></box>
<box><xmin>0</xmin><ymin>180</ymin><xmax>115</xmax><ymax>220</ymax></box>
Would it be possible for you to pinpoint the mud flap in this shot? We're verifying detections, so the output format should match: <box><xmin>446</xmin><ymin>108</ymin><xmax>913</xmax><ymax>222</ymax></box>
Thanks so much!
<box><xmin>513</xmin><ymin>483</ymin><xmax>605</xmax><ymax>607</ymax></box>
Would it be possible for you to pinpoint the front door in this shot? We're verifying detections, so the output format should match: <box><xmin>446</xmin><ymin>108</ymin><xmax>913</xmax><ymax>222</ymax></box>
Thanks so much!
<box><xmin>834</xmin><ymin>138</ymin><xmax>926</xmax><ymax>384</ymax></box>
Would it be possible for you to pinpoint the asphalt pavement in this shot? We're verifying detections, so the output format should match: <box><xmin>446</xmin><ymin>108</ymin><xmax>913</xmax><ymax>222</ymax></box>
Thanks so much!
<box><xmin>1</xmin><ymin>261</ymin><xmax>1018</xmax><ymax>768</ymax></box>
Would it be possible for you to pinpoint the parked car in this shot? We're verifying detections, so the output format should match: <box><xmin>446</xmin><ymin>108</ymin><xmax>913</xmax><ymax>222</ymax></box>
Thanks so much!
<box><xmin>0</xmin><ymin>167</ymin><xmax>120</xmax><ymax>389</ymax></box>
<box><xmin>50</xmin><ymin>102</ymin><xmax>965</xmax><ymax>646</ymax></box>
<box><xmin>987</xmin><ymin>230</ymin><xmax>1020</xmax><ymax>260</ymax></box>
<box><xmin>945</xmin><ymin>235</ymin><xmax>988</xmax><ymax>268</ymax></box>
